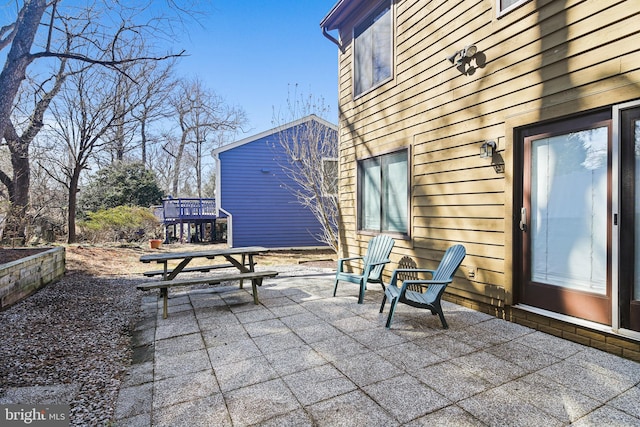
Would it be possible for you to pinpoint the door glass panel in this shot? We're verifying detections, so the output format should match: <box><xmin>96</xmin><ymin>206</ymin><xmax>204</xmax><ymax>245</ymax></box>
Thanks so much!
<box><xmin>635</xmin><ymin>120</ymin><xmax>640</xmax><ymax>299</ymax></box>
<box><xmin>530</xmin><ymin>127</ymin><xmax>608</xmax><ymax>294</ymax></box>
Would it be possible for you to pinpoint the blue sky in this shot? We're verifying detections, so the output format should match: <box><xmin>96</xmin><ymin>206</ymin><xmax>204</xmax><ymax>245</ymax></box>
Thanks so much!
<box><xmin>171</xmin><ymin>1</ymin><xmax>339</xmax><ymax>136</ymax></box>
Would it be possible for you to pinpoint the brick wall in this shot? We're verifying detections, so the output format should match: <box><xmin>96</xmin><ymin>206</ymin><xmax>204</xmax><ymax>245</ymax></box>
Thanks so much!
<box><xmin>0</xmin><ymin>247</ymin><xmax>66</xmax><ymax>310</ymax></box>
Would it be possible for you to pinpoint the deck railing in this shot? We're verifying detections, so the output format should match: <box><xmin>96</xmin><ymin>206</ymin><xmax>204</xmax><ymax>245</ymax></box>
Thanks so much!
<box><xmin>155</xmin><ymin>198</ymin><xmax>217</xmax><ymax>222</ymax></box>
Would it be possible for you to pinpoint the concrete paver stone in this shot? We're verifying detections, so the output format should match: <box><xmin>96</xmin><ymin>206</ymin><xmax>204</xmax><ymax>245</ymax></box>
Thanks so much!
<box><xmin>113</xmin><ymin>267</ymin><xmax>640</xmax><ymax>426</ymax></box>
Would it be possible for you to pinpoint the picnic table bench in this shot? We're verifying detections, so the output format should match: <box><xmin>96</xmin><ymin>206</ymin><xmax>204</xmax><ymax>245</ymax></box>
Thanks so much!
<box><xmin>142</xmin><ymin>263</ymin><xmax>235</xmax><ymax>277</ymax></box>
<box><xmin>137</xmin><ymin>270</ymin><xmax>278</xmax><ymax>317</ymax></box>
<box><xmin>138</xmin><ymin>246</ymin><xmax>275</xmax><ymax>318</ymax></box>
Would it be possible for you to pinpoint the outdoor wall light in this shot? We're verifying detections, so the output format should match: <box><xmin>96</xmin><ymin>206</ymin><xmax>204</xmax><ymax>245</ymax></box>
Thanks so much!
<box><xmin>447</xmin><ymin>44</ymin><xmax>478</xmax><ymax>65</ymax></box>
<box><xmin>480</xmin><ymin>140</ymin><xmax>496</xmax><ymax>158</ymax></box>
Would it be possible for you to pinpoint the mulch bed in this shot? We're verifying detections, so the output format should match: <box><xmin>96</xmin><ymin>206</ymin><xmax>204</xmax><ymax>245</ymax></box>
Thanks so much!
<box><xmin>0</xmin><ymin>248</ymin><xmax>49</xmax><ymax>264</ymax></box>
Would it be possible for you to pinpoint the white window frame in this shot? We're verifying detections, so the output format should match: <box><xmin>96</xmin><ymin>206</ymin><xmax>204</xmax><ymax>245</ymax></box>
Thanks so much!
<box><xmin>352</xmin><ymin>0</ymin><xmax>393</xmax><ymax>99</ymax></box>
<box><xmin>497</xmin><ymin>0</ymin><xmax>530</xmax><ymax>17</ymax></box>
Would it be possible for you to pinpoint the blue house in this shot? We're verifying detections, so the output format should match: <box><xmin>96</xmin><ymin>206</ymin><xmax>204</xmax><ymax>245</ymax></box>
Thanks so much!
<box><xmin>213</xmin><ymin>115</ymin><xmax>338</xmax><ymax>248</ymax></box>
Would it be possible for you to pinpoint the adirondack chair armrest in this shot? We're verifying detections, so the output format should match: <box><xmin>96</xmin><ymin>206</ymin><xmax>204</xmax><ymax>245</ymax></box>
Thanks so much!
<box><xmin>362</xmin><ymin>258</ymin><xmax>392</xmax><ymax>277</ymax></box>
<box><xmin>401</xmin><ymin>278</ymin><xmax>449</xmax><ymax>287</ymax></box>
<box><xmin>399</xmin><ymin>279</ymin><xmax>450</xmax><ymax>299</ymax></box>
<box><xmin>336</xmin><ymin>255</ymin><xmax>364</xmax><ymax>271</ymax></box>
<box><xmin>389</xmin><ymin>268</ymin><xmax>437</xmax><ymax>286</ymax></box>
<box><xmin>368</xmin><ymin>258</ymin><xmax>391</xmax><ymax>267</ymax></box>
<box><xmin>398</xmin><ymin>268</ymin><xmax>436</xmax><ymax>278</ymax></box>
<box><xmin>340</xmin><ymin>255</ymin><xmax>365</xmax><ymax>261</ymax></box>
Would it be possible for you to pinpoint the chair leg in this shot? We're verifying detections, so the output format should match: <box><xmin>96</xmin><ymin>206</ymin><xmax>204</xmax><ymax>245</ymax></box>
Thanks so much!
<box><xmin>379</xmin><ymin>294</ymin><xmax>387</xmax><ymax>313</ymax></box>
<box><xmin>358</xmin><ymin>281</ymin><xmax>365</xmax><ymax>304</ymax></box>
<box><xmin>437</xmin><ymin>310</ymin><xmax>448</xmax><ymax>329</ymax></box>
<box><xmin>433</xmin><ymin>302</ymin><xmax>448</xmax><ymax>329</ymax></box>
<box><xmin>333</xmin><ymin>278</ymin><xmax>339</xmax><ymax>297</ymax></box>
<box><xmin>385</xmin><ymin>297</ymin><xmax>399</xmax><ymax>328</ymax></box>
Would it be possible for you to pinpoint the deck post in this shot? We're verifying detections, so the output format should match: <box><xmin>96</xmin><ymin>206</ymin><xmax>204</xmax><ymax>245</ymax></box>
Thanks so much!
<box><xmin>156</xmin><ymin>197</ymin><xmax>220</xmax><ymax>245</ymax></box>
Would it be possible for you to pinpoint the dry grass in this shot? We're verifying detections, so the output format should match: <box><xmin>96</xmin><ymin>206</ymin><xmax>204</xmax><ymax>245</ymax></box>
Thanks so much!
<box><xmin>63</xmin><ymin>242</ymin><xmax>335</xmax><ymax>276</ymax></box>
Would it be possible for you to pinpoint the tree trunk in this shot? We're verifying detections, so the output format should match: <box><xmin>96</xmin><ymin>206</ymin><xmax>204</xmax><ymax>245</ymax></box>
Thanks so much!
<box><xmin>67</xmin><ymin>168</ymin><xmax>80</xmax><ymax>243</ymax></box>
<box><xmin>171</xmin><ymin>133</ymin><xmax>187</xmax><ymax>195</ymax></box>
<box><xmin>0</xmin><ymin>0</ymin><xmax>47</xmax><ymax>142</ymax></box>
<box><xmin>141</xmin><ymin>118</ymin><xmax>147</xmax><ymax>165</ymax></box>
<box><xmin>11</xmin><ymin>146</ymin><xmax>30</xmax><ymax>210</ymax></box>
<box><xmin>3</xmin><ymin>126</ymin><xmax>31</xmax><ymax>238</ymax></box>
<box><xmin>2</xmin><ymin>55</ymin><xmax>68</xmax><ymax>237</ymax></box>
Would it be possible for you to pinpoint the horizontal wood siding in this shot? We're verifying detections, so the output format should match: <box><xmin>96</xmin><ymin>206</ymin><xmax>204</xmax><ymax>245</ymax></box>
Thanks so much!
<box><xmin>333</xmin><ymin>0</ymin><xmax>640</xmax><ymax>305</ymax></box>
<box><xmin>220</xmin><ymin>126</ymin><xmax>331</xmax><ymax>248</ymax></box>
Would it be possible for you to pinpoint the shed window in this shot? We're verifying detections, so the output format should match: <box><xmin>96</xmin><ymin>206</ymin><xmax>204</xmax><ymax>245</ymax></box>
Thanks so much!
<box><xmin>358</xmin><ymin>150</ymin><xmax>408</xmax><ymax>234</ymax></box>
<box><xmin>354</xmin><ymin>1</ymin><xmax>392</xmax><ymax>97</ymax></box>
<box><xmin>322</xmin><ymin>158</ymin><xmax>338</xmax><ymax>196</ymax></box>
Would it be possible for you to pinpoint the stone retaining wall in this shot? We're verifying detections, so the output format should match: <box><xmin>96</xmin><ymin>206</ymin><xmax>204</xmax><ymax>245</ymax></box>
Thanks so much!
<box><xmin>0</xmin><ymin>247</ymin><xmax>66</xmax><ymax>310</ymax></box>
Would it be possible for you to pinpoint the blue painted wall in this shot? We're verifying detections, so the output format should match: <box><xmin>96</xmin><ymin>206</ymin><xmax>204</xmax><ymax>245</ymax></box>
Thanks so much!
<box><xmin>217</xmin><ymin>119</ymin><xmax>336</xmax><ymax>248</ymax></box>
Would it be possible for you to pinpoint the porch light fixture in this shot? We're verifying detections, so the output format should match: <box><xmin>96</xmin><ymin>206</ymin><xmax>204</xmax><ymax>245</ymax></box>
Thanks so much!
<box><xmin>447</xmin><ymin>44</ymin><xmax>478</xmax><ymax>65</ymax></box>
<box><xmin>480</xmin><ymin>140</ymin><xmax>496</xmax><ymax>158</ymax></box>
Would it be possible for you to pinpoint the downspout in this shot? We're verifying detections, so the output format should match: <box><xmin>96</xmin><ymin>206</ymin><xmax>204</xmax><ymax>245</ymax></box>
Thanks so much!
<box><xmin>213</xmin><ymin>152</ymin><xmax>233</xmax><ymax>247</ymax></box>
<box><xmin>220</xmin><ymin>207</ymin><xmax>233</xmax><ymax>248</ymax></box>
<box><xmin>213</xmin><ymin>152</ymin><xmax>222</xmax><ymax>218</ymax></box>
<box><xmin>322</xmin><ymin>26</ymin><xmax>344</xmax><ymax>54</ymax></box>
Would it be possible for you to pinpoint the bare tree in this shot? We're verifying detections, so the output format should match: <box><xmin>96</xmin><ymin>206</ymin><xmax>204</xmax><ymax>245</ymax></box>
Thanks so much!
<box><xmin>0</xmin><ymin>57</ymin><xmax>70</xmax><ymax>239</ymax></box>
<box><xmin>167</xmin><ymin>78</ymin><xmax>246</xmax><ymax>197</ymax></box>
<box><xmin>132</xmin><ymin>60</ymin><xmax>176</xmax><ymax>166</ymax></box>
<box><xmin>149</xmin><ymin>131</ymin><xmax>178</xmax><ymax>195</ymax></box>
<box><xmin>45</xmin><ymin>64</ymin><xmax>143</xmax><ymax>243</ymax></box>
<box><xmin>0</xmin><ymin>0</ymin><xmax>187</xmax><ymax>237</ymax></box>
<box><xmin>103</xmin><ymin>46</ymin><xmax>177</xmax><ymax>164</ymax></box>
<box><xmin>272</xmin><ymin>89</ymin><xmax>339</xmax><ymax>251</ymax></box>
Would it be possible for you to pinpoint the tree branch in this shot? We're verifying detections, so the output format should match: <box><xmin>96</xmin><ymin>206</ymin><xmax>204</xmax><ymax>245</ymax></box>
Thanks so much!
<box><xmin>41</xmin><ymin>49</ymin><xmax>183</xmax><ymax>83</ymax></box>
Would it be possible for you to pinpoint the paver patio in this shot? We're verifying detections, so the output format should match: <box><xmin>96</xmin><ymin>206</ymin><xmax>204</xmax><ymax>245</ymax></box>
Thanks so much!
<box><xmin>114</xmin><ymin>266</ymin><xmax>640</xmax><ymax>426</ymax></box>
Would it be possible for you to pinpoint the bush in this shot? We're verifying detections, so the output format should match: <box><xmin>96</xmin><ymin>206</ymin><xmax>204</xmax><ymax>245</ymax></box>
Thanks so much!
<box><xmin>78</xmin><ymin>206</ymin><xmax>161</xmax><ymax>243</ymax></box>
<box><xmin>79</xmin><ymin>162</ymin><xmax>164</xmax><ymax>217</ymax></box>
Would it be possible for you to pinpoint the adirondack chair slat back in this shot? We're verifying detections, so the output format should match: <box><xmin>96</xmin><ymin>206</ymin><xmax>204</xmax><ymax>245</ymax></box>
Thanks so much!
<box><xmin>398</xmin><ymin>256</ymin><xmax>421</xmax><ymax>292</ymax></box>
<box><xmin>363</xmin><ymin>235</ymin><xmax>395</xmax><ymax>281</ymax></box>
<box><xmin>432</xmin><ymin>245</ymin><xmax>466</xmax><ymax>282</ymax></box>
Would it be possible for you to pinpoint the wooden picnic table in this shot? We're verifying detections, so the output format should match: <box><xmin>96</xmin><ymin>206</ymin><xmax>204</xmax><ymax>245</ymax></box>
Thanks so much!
<box><xmin>140</xmin><ymin>246</ymin><xmax>268</xmax><ymax>278</ymax></box>
<box><xmin>139</xmin><ymin>246</ymin><xmax>277</xmax><ymax>318</ymax></box>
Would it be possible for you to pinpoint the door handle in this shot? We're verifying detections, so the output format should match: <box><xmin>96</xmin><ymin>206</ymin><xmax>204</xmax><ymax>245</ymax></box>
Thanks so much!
<box><xmin>519</xmin><ymin>207</ymin><xmax>527</xmax><ymax>231</ymax></box>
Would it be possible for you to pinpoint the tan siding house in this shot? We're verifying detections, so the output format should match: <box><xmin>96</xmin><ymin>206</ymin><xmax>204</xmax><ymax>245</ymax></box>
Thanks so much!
<box><xmin>322</xmin><ymin>0</ymin><xmax>640</xmax><ymax>360</ymax></box>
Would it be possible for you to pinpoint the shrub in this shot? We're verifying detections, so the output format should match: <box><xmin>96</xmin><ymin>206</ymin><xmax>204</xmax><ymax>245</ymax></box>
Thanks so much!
<box><xmin>78</xmin><ymin>206</ymin><xmax>161</xmax><ymax>243</ymax></box>
<box><xmin>79</xmin><ymin>162</ymin><xmax>164</xmax><ymax>216</ymax></box>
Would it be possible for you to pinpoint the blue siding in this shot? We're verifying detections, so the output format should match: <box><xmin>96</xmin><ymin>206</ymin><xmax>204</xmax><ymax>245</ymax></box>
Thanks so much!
<box><xmin>219</xmin><ymin>121</ymin><xmax>336</xmax><ymax>248</ymax></box>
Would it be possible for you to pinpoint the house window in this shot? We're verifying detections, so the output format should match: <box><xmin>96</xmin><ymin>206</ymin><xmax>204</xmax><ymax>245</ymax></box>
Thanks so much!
<box><xmin>353</xmin><ymin>1</ymin><xmax>392</xmax><ymax>97</ymax></box>
<box><xmin>498</xmin><ymin>0</ymin><xmax>530</xmax><ymax>15</ymax></box>
<box><xmin>358</xmin><ymin>149</ymin><xmax>408</xmax><ymax>234</ymax></box>
<box><xmin>322</xmin><ymin>158</ymin><xmax>338</xmax><ymax>196</ymax></box>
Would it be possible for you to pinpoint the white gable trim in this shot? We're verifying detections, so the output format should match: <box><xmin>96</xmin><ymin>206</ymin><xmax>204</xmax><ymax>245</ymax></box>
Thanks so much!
<box><xmin>212</xmin><ymin>114</ymin><xmax>337</xmax><ymax>155</ymax></box>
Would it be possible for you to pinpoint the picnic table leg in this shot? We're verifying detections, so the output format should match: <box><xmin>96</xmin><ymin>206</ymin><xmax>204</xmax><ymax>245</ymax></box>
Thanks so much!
<box><xmin>161</xmin><ymin>288</ymin><xmax>169</xmax><ymax>319</ymax></box>
<box><xmin>251</xmin><ymin>278</ymin><xmax>262</xmax><ymax>305</ymax></box>
<box><xmin>239</xmin><ymin>254</ymin><xmax>247</xmax><ymax>288</ymax></box>
<box><xmin>167</xmin><ymin>258</ymin><xmax>193</xmax><ymax>280</ymax></box>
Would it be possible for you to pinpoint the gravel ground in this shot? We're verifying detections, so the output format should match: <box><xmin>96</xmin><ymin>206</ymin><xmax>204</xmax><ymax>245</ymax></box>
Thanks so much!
<box><xmin>0</xmin><ymin>245</ymin><xmax>335</xmax><ymax>426</ymax></box>
<box><xmin>0</xmin><ymin>270</ymin><xmax>143</xmax><ymax>426</ymax></box>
